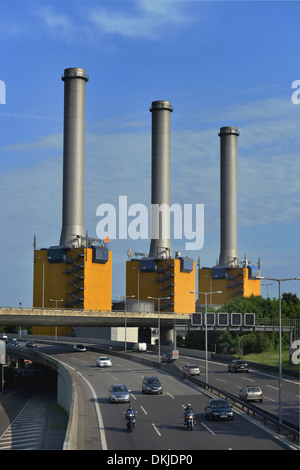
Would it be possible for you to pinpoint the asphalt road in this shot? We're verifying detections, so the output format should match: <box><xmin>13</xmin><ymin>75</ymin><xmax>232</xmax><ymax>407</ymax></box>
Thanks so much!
<box><xmin>37</xmin><ymin>344</ymin><xmax>296</xmax><ymax>450</ymax></box>
<box><xmin>174</xmin><ymin>353</ymin><xmax>300</xmax><ymax>428</ymax></box>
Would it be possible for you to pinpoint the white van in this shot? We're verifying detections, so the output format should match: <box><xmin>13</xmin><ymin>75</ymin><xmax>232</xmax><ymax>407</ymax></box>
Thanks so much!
<box><xmin>132</xmin><ymin>342</ymin><xmax>147</xmax><ymax>352</ymax></box>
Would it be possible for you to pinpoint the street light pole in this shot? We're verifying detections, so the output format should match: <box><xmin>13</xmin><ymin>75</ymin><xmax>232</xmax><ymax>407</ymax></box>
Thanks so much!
<box><xmin>50</xmin><ymin>299</ymin><xmax>64</xmax><ymax>341</ymax></box>
<box><xmin>191</xmin><ymin>290</ymin><xmax>222</xmax><ymax>383</ymax></box>
<box><xmin>257</xmin><ymin>276</ymin><xmax>300</xmax><ymax>423</ymax></box>
<box><xmin>116</xmin><ymin>295</ymin><xmax>135</xmax><ymax>353</ymax></box>
<box><xmin>147</xmin><ymin>296</ymin><xmax>170</xmax><ymax>363</ymax></box>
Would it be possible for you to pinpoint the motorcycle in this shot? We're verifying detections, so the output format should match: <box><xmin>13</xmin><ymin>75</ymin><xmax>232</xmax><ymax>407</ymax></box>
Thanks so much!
<box><xmin>124</xmin><ymin>411</ymin><xmax>137</xmax><ymax>432</ymax></box>
<box><xmin>185</xmin><ymin>412</ymin><xmax>195</xmax><ymax>431</ymax></box>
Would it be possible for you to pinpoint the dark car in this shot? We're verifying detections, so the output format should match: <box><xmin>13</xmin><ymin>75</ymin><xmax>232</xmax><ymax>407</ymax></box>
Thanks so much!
<box><xmin>161</xmin><ymin>353</ymin><xmax>176</xmax><ymax>363</ymax></box>
<box><xmin>228</xmin><ymin>359</ymin><xmax>249</xmax><ymax>373</ymax></box>
<box><xmin>205</xmin><ymin>399</ymin><xmax>234</xmax><ymax>421</ymax></box>
<box><xmin>142</xmin><ymin>376</ymin><xmax>163</xmax><ymax>394</ymax></box>
<box><xmin>25</xmin><ymin>341</ymin><xmax>37</xmax><ymax>348</ymax></box>
<box><xmin>73</xmin><ymin>344</ymin><xmax>86</xmax><ymax>352</ymax></box>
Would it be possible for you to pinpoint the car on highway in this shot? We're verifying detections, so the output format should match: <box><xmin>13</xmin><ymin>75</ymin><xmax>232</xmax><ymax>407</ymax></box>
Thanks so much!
<box><xmin>6</xmin><ymin>337</ymin><xmax>16</xmax><ymax>344</ymax></box>
<box><xmin>142</xmin><ymin>376</ymin><xmax>163</xmax><ymax>394</ymax></box>
<box><xmin>25</xmin><ymin>340</ymin><xmax>37</xmax><ymax>348</ymax></box>
<box><xmin>73</xmin><ymin>344</ymin><xmax>86</xmax><ymax>352</ymax></box>
<box><xmin>239</xmin><ymin>386</ymin><xmax>263</xmax><ymax>402</ymax></box>
<box><xmin>109</xmin><ymin>384</ymin><xmax>131</xmax><ymax>403</ymax></box>
<box><xmin>184</xmin><ymin>364</ymin><xmax>200</xmax><ymax>375</ymax></box>
<box><xmin>10</xmin><ymin>339</ymin><xmax>21</xmax><ymax>347</ymax></box>
<box><xmin>96</xmin><ymin>356</ymin><xmax>112</xmax><ymax>367</ymax></box>
<box><xmin>205</xmin><ymin>399</ymin><xmax>234</xmax><ymax>421</ymax></box>
<box><xmin>228</xmin><ymin>359</ymin><xmax>249</xmax><ymax>373</ymax></box>
<box><xmin>161</xmin><ymin>353</ymin><xmax>176</xmax><ymax>363</ymax></box>
<box><xmin>132</xmin><ymin>342</ymin><xmax>147</xmax><ymax>352</ymax></box>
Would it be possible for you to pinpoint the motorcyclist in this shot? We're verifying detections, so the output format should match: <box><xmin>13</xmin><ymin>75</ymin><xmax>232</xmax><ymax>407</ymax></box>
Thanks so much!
<box><xmin>184</xmin><ymin>404</ymin><xmax>195</xmax><ymax>423</ymax></box>
<box><xmin>125</xmin><ymin>405</ymin><xmax>136</xmax><ymax>427</ymax></box>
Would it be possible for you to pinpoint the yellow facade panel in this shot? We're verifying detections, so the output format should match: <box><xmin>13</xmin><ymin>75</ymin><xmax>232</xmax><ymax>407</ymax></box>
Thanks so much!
<box><xmin>126</xmin><ymin>258</ymin><xmax>195</xmax><ymax>314</ymax></box>
<box><xmin>33</xmin><ymin>246</ymin><xmax>112</xmax><ymax>335</ymax></box>
<box><xmin>198</xmin><ymin>266</ymin><xmax>260</xmax><ymax>306</ymax></box>
<box><xmin>84</xmin><ymin>249</ymin><xmax>112</xmax><ymax>310</ymax></box>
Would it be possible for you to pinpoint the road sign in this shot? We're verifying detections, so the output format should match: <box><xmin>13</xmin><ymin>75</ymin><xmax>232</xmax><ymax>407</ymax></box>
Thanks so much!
<box><xmin>191</xmin><ymin>313</ymin><xmax>202</xmax><ymax>326</ymax></box>
<box><xmin>218</xmin><ymin>312</ymin><xmax>229</xmax><ymax>326</ymax></box>
<box><xmin>206</xmin><ymin>313</ymin><xmax>215</xmax><ymax>326</ymax></box>
<box><xmin>244</xmin><ymin>313</ymin><xmax>255</xmax><ymax>327</ymax></box>
<box><xmin>172</xmin><ymin>350</ymin><xmax>179</xmax><ymax>359</ymax></box>
<box><xmin>231</xmin><ymin>313</ymin><xmax>242</xmax><ymax>326</ymax></box>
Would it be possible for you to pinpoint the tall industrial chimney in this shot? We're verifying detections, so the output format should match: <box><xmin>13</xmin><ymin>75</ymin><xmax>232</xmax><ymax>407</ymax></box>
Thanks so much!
<box><xmin>59</xmin><ymin>67</ymin><xmax>88</xmax><ymax>247</ymax></box>
<box><xmin>149</xmin><ymin>100</ymin><xmax>173</xmax><ymax>259</ymax></box>
<box><xmin>218</xmin><ymin>126</ymin><xmax>239</xmax><ymax>267</ymax></box>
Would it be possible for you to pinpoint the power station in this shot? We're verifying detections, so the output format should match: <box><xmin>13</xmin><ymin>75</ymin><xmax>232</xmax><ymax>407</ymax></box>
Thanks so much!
<box><xmin>197</xmin><ymin>126</ymin><xmax>260</xmax><ymax>307</ymax></box>
<box><xmin>33</xmin><ymin>68</ymin><xmax>112</xmax><ymax>336</ymax></box>
<box><xmin>126</xmin><ymin>100</ymin><xmax>195</xmax><ymax>344</ymax></box>
<box><xmin>32</xmin><ymin>67</ymin><xmax>261</xmax><ymax>341</ymax></box>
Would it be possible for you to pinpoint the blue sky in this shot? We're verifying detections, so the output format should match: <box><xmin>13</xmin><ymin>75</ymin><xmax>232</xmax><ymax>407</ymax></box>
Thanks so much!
<box><xmin>0</xmin><ymin>0</ymin><xmax>300</xmax><ymax>307</ymax></box>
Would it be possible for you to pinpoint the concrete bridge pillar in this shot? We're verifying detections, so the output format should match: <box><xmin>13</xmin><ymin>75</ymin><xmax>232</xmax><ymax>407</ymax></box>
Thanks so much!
<box><xmin>138</xmin><ymin>327</ymin><xmax>151</xmax><ymax>343</ymax></box>
<box><xmin>160</xmin><ymin>327</ymin><xmax>173</xmax><ymax>346</ymax></box>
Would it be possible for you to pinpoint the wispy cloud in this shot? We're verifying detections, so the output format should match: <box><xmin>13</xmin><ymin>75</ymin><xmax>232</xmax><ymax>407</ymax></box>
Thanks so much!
<box><xmin>1</xmin><ymin>1</ymin><xmax>196</xmax><ymax>45</ymax></box>
<box><xmin>35</xmin><ymin>5</ymin><xmax>73</xmax><ymax>35</ymax></box>
<box><xmin>0</xmin><ymin>133</ymin><xmax>62</xmax><ymax>154</ymax></box>
<box><xmin>88</xmin><ymin>0</ymin><xmax>194</xmax><ymax>40</ymax></box>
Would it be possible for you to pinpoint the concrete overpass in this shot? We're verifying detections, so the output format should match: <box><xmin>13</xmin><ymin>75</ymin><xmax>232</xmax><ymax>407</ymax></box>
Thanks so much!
<box><xmin>0</xmin><ymin>307</ymin><xmax>187</xmax><ymax>328</ymax></box>
<box><xmin>0</xmin><ymin>308</ymin><xmax>297</xmax><ymax>336</ymax></box>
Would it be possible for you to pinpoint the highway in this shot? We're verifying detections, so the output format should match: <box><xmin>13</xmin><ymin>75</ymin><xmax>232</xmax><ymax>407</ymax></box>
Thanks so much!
<box><xmin>30</xmin><ymin>343</ymin><xmax>297</xmax><ymax>450</ymax></box>
<box><xmin>174</xmin><ymin>354</ymin><xmax>300</xmax><ymax>428</ymax></box>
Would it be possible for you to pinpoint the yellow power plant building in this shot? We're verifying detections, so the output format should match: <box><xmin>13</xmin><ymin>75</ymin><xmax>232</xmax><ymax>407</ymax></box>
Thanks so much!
<box><xmin>198</xmin><ymin>264</ymin><xmax>260</xmax><ymax>307</ymax></box>
<box><xmin>126</xmin><ymin>256</ymin><xmax>195</xmax><ymax>315</ymax></box>
<box><xmin>33</xmin><ymin>245</ymin><xmax>112</xmax><ymax>335</ymax></box>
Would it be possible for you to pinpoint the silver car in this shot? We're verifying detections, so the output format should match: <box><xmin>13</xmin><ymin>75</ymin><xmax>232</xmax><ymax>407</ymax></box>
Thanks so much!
<box><xmin>109</xmin><ymin>384</ymin><xmax>131</xmax><ymax>403</ymax></box>
<box><xmin>239</xmin><ymin>386</ymin><xmax>263</xmax><ymax>402</ymax></box>
<box><xmin>96</xmin><ymin>356</ymin><xmax>112</xmax><ymax>367</ymax></box>
<box><xmin>184</xmin><ymin>364</ymin><xmax>200</xmax><ymax>375</ymax></box>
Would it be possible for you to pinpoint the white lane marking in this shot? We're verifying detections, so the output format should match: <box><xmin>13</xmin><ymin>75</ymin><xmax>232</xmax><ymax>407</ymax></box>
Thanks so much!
<box><xmin>140</xmin><ymin>406</ymin><xmax>148</xmax><ymax>415</ymax></box>
<box><xmin>166</xmin><ymin>391</ymin><xmax>175</xmax><ymax>399</ymax></box>
<box><xmin>59</xmin><ymin>361</ymin><xmax>75</xmax><ymax>371</ymax></box>
<box><xmin>76</xmin><ymin>371</ymin><xmax>108</xmax><ymax>450</ymax></box>
<box><xmin>264</xmin><ymin>395</ymin><xmax>276</xmax><ymax>403</ymax></box>
<box><xmin>266</xmin><ymin>384</ymin><xmax>279</xmax><ymax>391</ymax></box>
<box><xmin>152</xmin><ymin>423</ymin><xmax>161</xmax><ymax>436</ymax></box>
<box><xmin>200</xmin><ymin>422</ymin><xmax>215</xmax><ymax>435</ymax></box>
<box><xmin>241</xmin><ymin>376</ymin><xmax>255</xmax><ymax>382</ymax></box>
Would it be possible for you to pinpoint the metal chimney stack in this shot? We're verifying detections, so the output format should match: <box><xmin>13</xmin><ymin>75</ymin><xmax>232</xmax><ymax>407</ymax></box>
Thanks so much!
<box><xmin>218</xmin><ymin>126</ymin><xmax>239</xmax><ymax>267</ymax></box>
<box><xmin>149</xmin><ymin>100</ymin><xmax>173</xmax><ymax>259</ymax></box>
<box><xmin>59</xmin><ymin>68</ymin><xmax>88</xmax><ymax>247</ymax></box>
